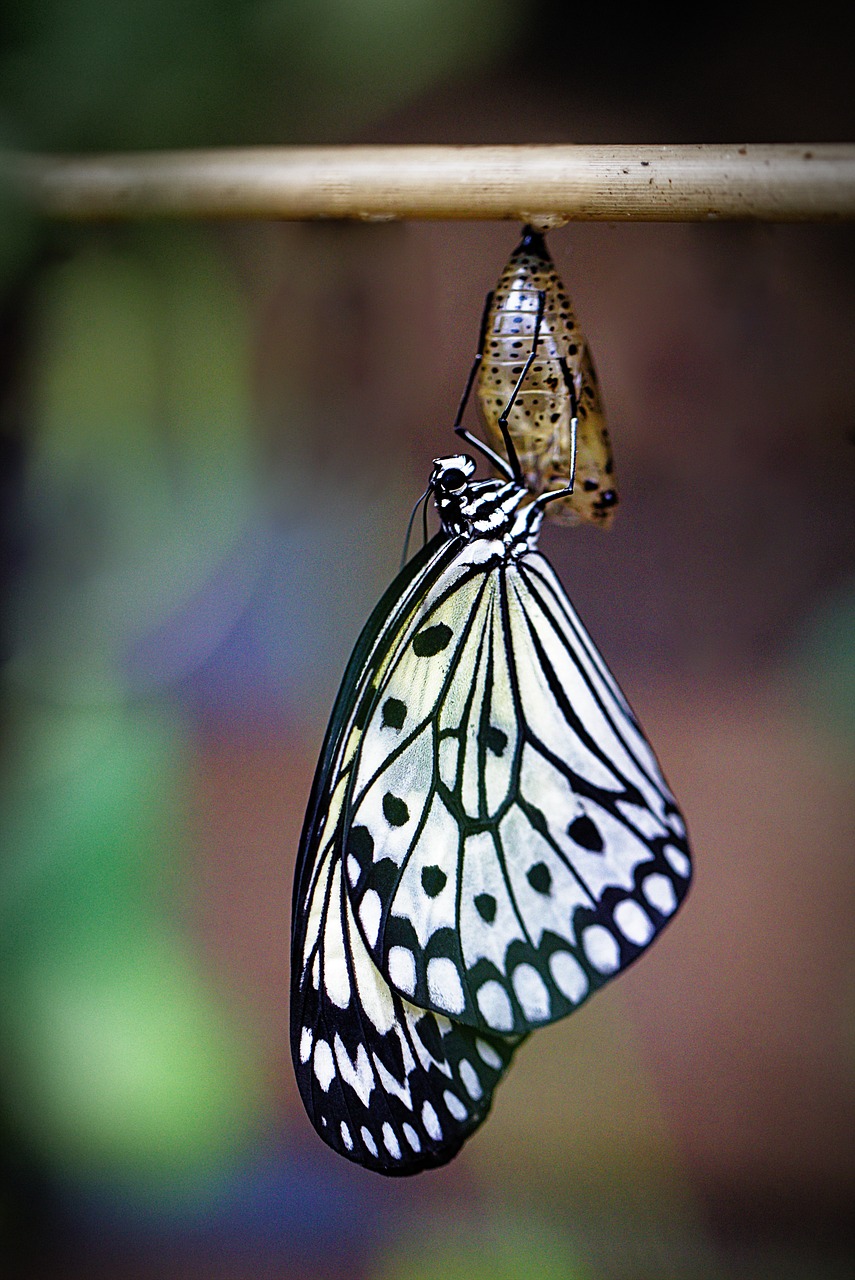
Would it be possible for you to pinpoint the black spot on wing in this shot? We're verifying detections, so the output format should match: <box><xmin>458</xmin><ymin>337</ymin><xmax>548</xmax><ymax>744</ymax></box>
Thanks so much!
<box><xmin>568</xmin><ymin>814</ymin><xmax>604</xmax><ymax>852</ymax></box>
<box><xmin>483</xmin><ymin>726</ymin><xmax>508</xmax><ymax>756</ymax></box>
<box><xmin>382</xmin><ymin>697</ymin><xmax>407</xmax><ymax>729</ymax></box>
<box><xmin>383</xmin><ymin>792</ymin><xmax>409</xmax><ymax>827</ymax></box>
<box><xmin>368</xmin><ymin>857</ymin><xmax>398</xmax><ymax>896</ymax></box>
<box><xmin>526</xmin><ymin>862</ymin><xmax>552</xmax><ymax>895</ymax></box>
<box><xmin>348</xmin><ymin>825</ymin><xmax>374</xmax><ymax>870</ymax></box>
<box><xmin>421</xmin><ymin>865</ymin><xmax>447</xmax><ymax>897</ymax></box>
<box><xmin>413</xmin><ymin>622</ymin><xmax>453</xmax><ymax>657</ymax></box>
<box><xmin>475</xmin><ymin>893</ymin><xmax>497</xmax><ymax>923</ymax></box>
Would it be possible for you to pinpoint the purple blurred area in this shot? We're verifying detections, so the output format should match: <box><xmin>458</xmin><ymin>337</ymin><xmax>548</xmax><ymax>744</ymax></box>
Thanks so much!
<box><xmin>1</xmin><ymin>4</ymin><xmax>854</xmax><ymax>1279</ymax></box>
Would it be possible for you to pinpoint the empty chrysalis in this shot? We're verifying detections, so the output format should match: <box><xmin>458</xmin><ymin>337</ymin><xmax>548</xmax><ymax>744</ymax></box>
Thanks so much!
<box><xmin>476</xmin><ymin>225</ymin><xmax>618</xmax><ymax>527</ymax></box>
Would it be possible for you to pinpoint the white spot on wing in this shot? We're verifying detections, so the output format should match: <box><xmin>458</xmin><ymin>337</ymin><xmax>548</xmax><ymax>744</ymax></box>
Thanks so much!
<box><xmin>664</xmin><ymin>844</ymin><xmax>691</xmax><ymax>878</ymax></box>
<box><xmin>643</xmin><ymin>872</ymin><xmax>677</xmax><ymax>916</ymax></box>
<box><xmin>323</xmin><ymin>865</ymin><xmax>351</xmax><ymax>1008</ymax></box>
<box><xmin>512</xmin><ymin>963</ymin><xmax>551</xmax><ymax>1021</ymax></box>
<box><xmin>403</xmin><ymin>1122</ymin><xmax>421</xmax><ymax>1152</ymax></box>
<box><xmin>388</xmin><ymin>945</ymin><xmax>416</xmax><ymax>995</ymax></box>
<box><xmin>347</xmin><ymin>854</ymin><xmax>361</xmax><ymax>885</ymax></box>
<box><xmin>614</xmin><ymin>899</ymin><xmax>654</xmax><ymax>946</ymax></box>
<box><xmin>313</xmin><ymin>1039</ymin><xmax>335</xmax><ymax>1092</ymax></box>
<box><xmin>477</xmin><ymin>979</ymin><xmax>514</xmax><ymax>1031</ymax></box>
<box><xmin>444</xmin><ymin>1089</ymin><xmax>468</xmax><ymax>1121</ymax></box>
<box><xmin>476</xmin><ymin>1038</ymin><xmax>503</xmax><ymax>1070</ymax></box>
<box><xmin>341</xmin><ymin>1122</ymin><xmax>353</xmax><ymax>1150</ymax></box>
<box><xmin>459</xmin><ymin>1058</ymin><xmax>483</xmax><ymax>1100</ymax></box>
<box><xmin>372</xmin><ymin>1051</ymin><xmax>414</xmax><ymax>1110</ymax></box>
<box><xmin>382</xmin><ymin>1122</ymin><xmax>402</xmax><ymax>1159</ymax></box>
<box><xmin>427</xmin><ymin>956</ymin><xmax>465</xmax><ymax>1014</ymax></box>
<box><xmin>549</xmin><ymin>950</ymin><xmax>589</xmax><ymax>1003</ymax></box>
<box><xmin>582</xmin><ymin>924</ymin><xmax>621</xmax><ymax>974</ymax></box>
<box><xmin>422</xmin><ymin>1100</ymin><xmax>442</xmax><ymax>1140</ymax></box>
<box><xmin>299</xmin><ymin>1026</ymin><xmax>313</xmax><ymax>1063</ymax></box>
<box><xmin>333</xmin><ymin>1035</ymin><xmax>374</xmax><ymax>1106</ymax></box>
<box><xmin>668</xmin><ymin>812</ymin><xmax>686</xmax><ymax>838</ymax></box>
<box><xmin>361</xmin><ymin>1126</ymin><xmax>378</xmax><ymax>1157</ymax></box>
<box><xmin>359</xmin><ymin>889</ymin><xmax>382</xmax><ymax>947</ymax></box>
<box><xmin>346</xmin><ymin>900</ymin><xmax>396</xmax><ymax>1034</ymax></box>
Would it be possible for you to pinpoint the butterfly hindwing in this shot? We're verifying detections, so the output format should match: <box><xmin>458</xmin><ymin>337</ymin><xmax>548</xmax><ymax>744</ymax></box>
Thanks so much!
<box><xmin>291</xmin><ymin>831</ymin><xmax>522</xmax><ymax>1175</ymax></box>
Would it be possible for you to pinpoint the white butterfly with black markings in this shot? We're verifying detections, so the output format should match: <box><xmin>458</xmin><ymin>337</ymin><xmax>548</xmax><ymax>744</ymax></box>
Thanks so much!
<box><xmin>290</xmin><ymin>287</ymin><xmax>691</xmax><ymax>1175</ymax></box>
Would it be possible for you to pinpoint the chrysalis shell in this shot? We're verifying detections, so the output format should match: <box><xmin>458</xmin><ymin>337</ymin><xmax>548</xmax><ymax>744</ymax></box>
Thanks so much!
<box><xmin>476</xmin><ymin>227</ymin><xmax>618</xmax><ymax>527</ymax></box>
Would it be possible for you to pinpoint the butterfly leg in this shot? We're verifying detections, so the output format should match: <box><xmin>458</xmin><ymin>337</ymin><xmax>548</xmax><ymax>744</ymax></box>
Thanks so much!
<box><xmin>452</xmin><ymin>290</ymin><xmax>516</xmax><ymax>479</ymax></box>
<box><xmin>454</xmin><ymin>287</ymin><xmax>550</xmax><ymax>490</ymax></box>
<box><xmin>534</xmin><ymin>353</ymin><xmax>578</xmax><ymax>509</ymax></box>
<box><xmin>491</xmin><ymin>289</ymin><xmax>548</xmax><ymax>487</ymax></box>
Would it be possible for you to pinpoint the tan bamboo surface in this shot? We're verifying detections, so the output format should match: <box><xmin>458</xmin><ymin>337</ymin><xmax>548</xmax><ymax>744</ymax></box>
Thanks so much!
<box><xmin>7</xmin><ymin>143</ymin><xmax>855</xmax><ymax>223</ymax></box>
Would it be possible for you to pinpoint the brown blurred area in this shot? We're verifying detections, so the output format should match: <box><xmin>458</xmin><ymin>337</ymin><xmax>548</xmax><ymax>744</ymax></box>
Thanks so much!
<box><xmin>2</xmin><ymin>3</ymin><xmax>854</xmax><ymax>1279</ymax></box>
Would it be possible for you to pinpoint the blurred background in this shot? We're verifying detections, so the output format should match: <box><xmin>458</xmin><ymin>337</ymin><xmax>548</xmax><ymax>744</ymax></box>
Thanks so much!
<box><xmin>1</xmin><ymin>3</ymin><xmax>854</xmax><ymax>1277</ymax></box>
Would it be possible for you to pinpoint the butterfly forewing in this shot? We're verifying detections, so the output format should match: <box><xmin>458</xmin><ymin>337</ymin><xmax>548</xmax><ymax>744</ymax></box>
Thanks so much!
<box><xmin>342</xmin><ymin>538</ymin><xmax>691</xmax><ymax>1039</ymax></box>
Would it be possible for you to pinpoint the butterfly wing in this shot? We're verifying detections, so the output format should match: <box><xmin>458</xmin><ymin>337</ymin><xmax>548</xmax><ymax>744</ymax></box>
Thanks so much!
<box><xmin>291</xmin><ymin>534</ymin><xmax>524</xmax><ymax>1174</ymax></box>
<box><xmin>345</xmin><ymin>543</ymin><xmax>691</xmax><ymax>1037</ymax></box>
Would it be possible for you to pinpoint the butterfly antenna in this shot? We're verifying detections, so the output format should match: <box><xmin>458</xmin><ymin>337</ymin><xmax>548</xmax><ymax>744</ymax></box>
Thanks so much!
<box><xmin>401</xmin><ymin>485</ymin><xmax>431</xmax><ymax>569</ymax></box>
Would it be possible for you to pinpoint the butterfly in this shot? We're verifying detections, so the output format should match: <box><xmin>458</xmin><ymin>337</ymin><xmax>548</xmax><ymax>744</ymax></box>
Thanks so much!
<box><xmin>290</xmin><ymin>288</ymin><xmax>691</xmax><ymax>1175</ymax></box>
<box><xmin>476</xmin><ymin>225</ymin><xmax>618</xmax><ymax>528</ymax></box>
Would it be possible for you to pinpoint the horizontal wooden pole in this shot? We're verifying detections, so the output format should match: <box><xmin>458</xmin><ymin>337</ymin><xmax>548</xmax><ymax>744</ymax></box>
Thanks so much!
<box><xmin>6</xmin><ymin>144</ymin><xmax>855</xmax><ymax>223</ymax></box>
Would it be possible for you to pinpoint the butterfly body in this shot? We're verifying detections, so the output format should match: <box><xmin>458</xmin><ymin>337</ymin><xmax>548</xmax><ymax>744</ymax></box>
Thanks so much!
<box><xmin>291</xmin><ymin>455</ymin><xmax>691</xmax><ymax>1174</ymax></box>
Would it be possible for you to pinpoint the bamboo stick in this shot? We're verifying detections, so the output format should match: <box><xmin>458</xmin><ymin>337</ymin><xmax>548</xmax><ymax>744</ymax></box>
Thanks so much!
<box><xmin>7</xmin><ymin>144</ymin><xmax>855</xmax><ymax>223</ymax></box>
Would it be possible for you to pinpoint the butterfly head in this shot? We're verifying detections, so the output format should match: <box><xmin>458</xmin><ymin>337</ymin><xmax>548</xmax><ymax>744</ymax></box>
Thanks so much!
<box><xmin>430</xmin><ymin>453</ymin><xmax>476</xmax><ymax>494</ymax></box>
<box><xmin>428</xmin><ymin>453</ymin><xmax>540</xmax><ymax>549</ymax></box>
<box><xmin>427</xmin><ymin>454</ymin><xmax>479</xmax><ymax>537</ymax></box>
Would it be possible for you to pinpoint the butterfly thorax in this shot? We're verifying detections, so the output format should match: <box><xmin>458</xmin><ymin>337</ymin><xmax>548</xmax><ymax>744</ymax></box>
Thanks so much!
<box><xmin>429</xmin><ymin>454</ymin><xmax>544</xmax><ymax>555</ymax></box>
